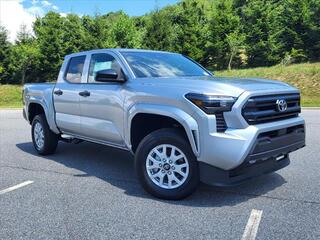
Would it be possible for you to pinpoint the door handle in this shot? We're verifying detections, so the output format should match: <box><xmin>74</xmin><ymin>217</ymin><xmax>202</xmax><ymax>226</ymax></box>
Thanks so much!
<box><xmin>54</xmin><ymin>89</ymin><xmax>63</xmax><ymax>96</ymax></box>
<box><xmin>79</xmin><ymin>90</ymin><xmax>90</xmax><ymax>97</ymax></box>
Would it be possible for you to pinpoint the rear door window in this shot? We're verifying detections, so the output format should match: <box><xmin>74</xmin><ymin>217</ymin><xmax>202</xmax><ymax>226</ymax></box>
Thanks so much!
<box><xmin>64</xmin><ymin>56</ymin><xmax>86</xmax><ymax>83</ymax></box>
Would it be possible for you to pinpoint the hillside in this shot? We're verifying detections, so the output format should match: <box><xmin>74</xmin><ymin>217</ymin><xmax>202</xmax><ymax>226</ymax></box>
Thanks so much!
<box><xmin>0</xmin><ymin>62</ymin><xmax>319</xmax><ymax>108</ymax></box>
<box><xmin>216</xmin><ymin>62</ymin><xmax>320</xmax><ymax>106</ymax></box>
<box><xmin>0</xmin><ymin>85</ymin><xmax>22</xmax><ymax>108</ymax></box>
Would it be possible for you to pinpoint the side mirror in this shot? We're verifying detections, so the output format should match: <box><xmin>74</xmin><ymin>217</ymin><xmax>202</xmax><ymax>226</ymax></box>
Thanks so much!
<box><xmin>95</xmin><ymin>69</ymin><xmax>124</xmax><ymax>82</ymax></box>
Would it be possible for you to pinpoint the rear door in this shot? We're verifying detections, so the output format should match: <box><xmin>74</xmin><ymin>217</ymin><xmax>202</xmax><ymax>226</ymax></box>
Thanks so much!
<box><xmin>53</xmin><ymin>55</ymin><xmax>86</xmax><ymax>134</ymax></box>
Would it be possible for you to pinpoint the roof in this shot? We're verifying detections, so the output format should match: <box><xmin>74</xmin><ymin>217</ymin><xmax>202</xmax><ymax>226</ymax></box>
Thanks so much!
<box><xmin>65</xmin><ymin>48</ymin><xmax>177</xmax><ymax>58</ymax></box>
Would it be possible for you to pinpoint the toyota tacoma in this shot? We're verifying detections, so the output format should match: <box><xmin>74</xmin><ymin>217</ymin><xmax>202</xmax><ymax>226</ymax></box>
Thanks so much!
<box><xmin>23</xmin><ymin>49</ymin><xmax>305</xmax><ymax>199</ymax></box>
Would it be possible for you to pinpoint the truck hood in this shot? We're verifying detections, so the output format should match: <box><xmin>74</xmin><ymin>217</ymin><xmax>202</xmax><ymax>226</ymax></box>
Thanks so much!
<box><xmin>138</xmin><ymin>76</ymin><xmax>297</xmax><ymax>97</ymax></box>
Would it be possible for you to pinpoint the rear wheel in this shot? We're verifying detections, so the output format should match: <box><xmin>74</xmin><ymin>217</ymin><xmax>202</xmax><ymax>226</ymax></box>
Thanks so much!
<box><xmin>31</xmin><ymin>114</ymin><xmax>59</xmax><ymax>155</ymax></box>
<box><xmin>135</xmin><ymin>128</ymin><xmax>199</xmax><ymax>200</ymax></box>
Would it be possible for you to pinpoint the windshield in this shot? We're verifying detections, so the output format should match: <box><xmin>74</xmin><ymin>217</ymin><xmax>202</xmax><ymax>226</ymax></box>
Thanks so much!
<box><xmin>120</xmin><ymin>51</ymin><xmax>211</xmax><ymax>78</ymax></box>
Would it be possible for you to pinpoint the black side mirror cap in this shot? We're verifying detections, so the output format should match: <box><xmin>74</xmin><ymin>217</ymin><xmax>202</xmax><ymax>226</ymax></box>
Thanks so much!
<box><xmin>95</xmin><ymin>69</ymin><xmax>125</xmax><ymax>82</ymax></box>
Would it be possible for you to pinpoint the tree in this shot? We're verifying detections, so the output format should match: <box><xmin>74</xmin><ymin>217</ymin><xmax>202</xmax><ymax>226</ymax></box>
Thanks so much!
<box><xmin>241</xmin><ymin>0</ymin><xmax>285</xmax><ymax>66</ymax></box>
<box><xmin>9</xmin><ymin>25</ymin><xmax>40</xmax><ymax>84</ymax></box>
<box><xmin>278</xmin><ymin>0</ymin><xmax>320</xmax><ymax>62</ymax></box>
<box><xmin>82</xmin><ymin>14</ymin><xmax>108</xmax><ymax>49</ymax></box>
<box><xmin>108</xmin><ymin>12</ymin><xmax>142</xmax><ymax>48</ymax></box>
<box><xmin>16</xmin><ymin>24</ymin><xmax>33</xmax><ymax>45</ymax></box>
<box><xmin>144</xmin><ymin>8</ymin><xmax>177</xmax><ymax>51</ymax></box>
<box><xmin>10</xmin><ymin>42</ymin><xmax>40</xmax><ymax>84</ymax></box>
<box><xmin>207</xmin><ymin>0</ymin><xmax>243</xmax><ymax>69</ymax></box>
<box><xmin>2</xmin><ymin>0</ymin><xmax>320</xmax><ymax>84</ymax></box>
<box><xmin>307</xmin><ymin>0</ymin><xmax>320</xmax><ymax>61</ymax></box>
<box><xmin>61</xmin><ymin>14</ymin><xmax>87</xmax><ymax>54</ymax></box>
<box><xmin>226</xmin><ymin>30</ymin><xmax>245</xmax><ymax>70</ymax></box>
<box><xmin>173</xmin><ymin>0</ymin><xmax>210</xmax><ymax>63</ymax></box>
<box><xmin>0</xmin><ymin>25</ymin><xmax>12</xmax><ymax>84</ymax></box>
<box><xmin>34</xmin><ymin>12</ymin><xmax>64</xmax><ymax>81</ymax></box>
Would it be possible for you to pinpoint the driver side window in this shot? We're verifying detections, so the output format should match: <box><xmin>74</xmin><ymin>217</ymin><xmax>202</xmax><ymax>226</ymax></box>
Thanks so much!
<box><xmin>88</xmin><ymin>53</ymin><xmax>124</xmax><ymax>83</ymax></box>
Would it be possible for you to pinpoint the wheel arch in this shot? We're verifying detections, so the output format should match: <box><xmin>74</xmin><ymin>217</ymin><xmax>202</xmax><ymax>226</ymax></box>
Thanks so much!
<box><xmin>27</xmin><ymin>99</ymin><xmax>60</xmax><ymax>134</ymax></box>
<box><xmin>126</xmin><ymin>104</ymin><xmax>200</xmax><ymax>157</ymax></box>
<box><xmin>28</xmin><ymin>102</ymin><xmax>47</xmax><ymax>124</ymax></box>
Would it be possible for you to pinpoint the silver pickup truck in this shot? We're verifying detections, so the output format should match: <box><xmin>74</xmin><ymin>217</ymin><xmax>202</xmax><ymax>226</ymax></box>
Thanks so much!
<box><xmin>23</xmin><ymin>49</ymin><xmax>305</xmax><ymax>199</ymax></box>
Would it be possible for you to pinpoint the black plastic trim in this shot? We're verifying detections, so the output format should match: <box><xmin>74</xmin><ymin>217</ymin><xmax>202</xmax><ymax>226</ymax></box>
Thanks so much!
<box><xmin>199</xmin><ymin>157</ymin><xmax>290</xmax><ymax>187</ymax></box>
<box><xmin>215</xmin><ymin>112</ymin><xmax>227</xmax><ymax>132</ymax></box>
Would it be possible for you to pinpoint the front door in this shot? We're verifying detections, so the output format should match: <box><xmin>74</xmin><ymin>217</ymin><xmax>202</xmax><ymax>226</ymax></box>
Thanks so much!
<box><xmin>79</xmin><ymin>53</ymin><xmax>126</xmax><ymax>146</ymax></box>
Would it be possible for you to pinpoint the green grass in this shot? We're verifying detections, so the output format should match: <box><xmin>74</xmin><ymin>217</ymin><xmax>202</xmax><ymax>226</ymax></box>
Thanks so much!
<box><xmin>0</xmin><ymin>85</ymin><xmax>23</xmax><ymax>108</ymax></box>
<box><xmin>0</xmin><ymin>62</ymin><xmax>319</xmax><ymax>108</ymax></box>
<box><xmin>215</xmin><ymin>62</ymin><xmax>320</xmax><ymax>107</ymax></box>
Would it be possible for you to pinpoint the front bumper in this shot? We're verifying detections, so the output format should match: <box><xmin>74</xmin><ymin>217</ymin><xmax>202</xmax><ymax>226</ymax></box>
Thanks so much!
<box><xmin>198</xmin><ymin>116</ymin><xmax>305</xmax><ymax>170</ymax></box>
<box><xmin>199</xmin><ymin>123</ymin><xmax>305</xmax><ymax>186</ymax></box>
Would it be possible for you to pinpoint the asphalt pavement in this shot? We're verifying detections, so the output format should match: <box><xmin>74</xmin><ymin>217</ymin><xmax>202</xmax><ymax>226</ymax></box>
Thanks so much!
<box><xmin>0</xmin><ymin>109</ymin><xmax>319</xmax><ymax>240</ymax></box>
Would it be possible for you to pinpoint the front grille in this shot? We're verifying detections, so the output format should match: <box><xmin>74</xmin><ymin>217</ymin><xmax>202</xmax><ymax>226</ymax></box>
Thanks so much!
<box><xmin>242</xmin><ymin>93</ymin><xmax>301</xmax><ymax>124</ymax></box>
<box><xmin>216</xmin><ymin>113</ymin><xmax>227</xmax><ymax>132</ymax></box>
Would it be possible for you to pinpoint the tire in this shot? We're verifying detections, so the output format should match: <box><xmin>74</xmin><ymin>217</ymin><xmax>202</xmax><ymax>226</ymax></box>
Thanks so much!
<box><xmin>135</xmin><ymin>128</ymin><xmax>199</xmax><ymax>200</ymax></box>
<box><xmin>31</xmin><ymin>114</ymin><xmax>59</xmax><ymax>155</ymax></box>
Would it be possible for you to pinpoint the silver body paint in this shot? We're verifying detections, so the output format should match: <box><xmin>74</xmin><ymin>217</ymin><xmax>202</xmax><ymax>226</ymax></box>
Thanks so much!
<box><xmin>23</xmin><ymin>49</ymin><xmax>305</xmax><ymax>170</ymax></box>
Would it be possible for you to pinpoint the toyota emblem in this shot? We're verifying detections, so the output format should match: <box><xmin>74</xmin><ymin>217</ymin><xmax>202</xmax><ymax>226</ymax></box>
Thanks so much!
<box><xmin>276</xmin><ymin>99</ymin><xmax>287</xmax><ymax>112</ymax></box>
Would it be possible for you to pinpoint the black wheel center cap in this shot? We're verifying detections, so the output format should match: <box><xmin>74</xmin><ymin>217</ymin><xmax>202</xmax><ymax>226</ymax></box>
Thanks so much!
<box><xmin>163</xmin><ymin>163</ymin><xmax>170</xmax><ymax>170</ymax></box>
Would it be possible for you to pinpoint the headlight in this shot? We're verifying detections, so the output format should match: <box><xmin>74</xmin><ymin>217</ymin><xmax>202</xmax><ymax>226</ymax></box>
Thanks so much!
<box><xmin>185</xmin><ymin>93</ymin><xmax>236</xmax><ymax>114</ymax></box>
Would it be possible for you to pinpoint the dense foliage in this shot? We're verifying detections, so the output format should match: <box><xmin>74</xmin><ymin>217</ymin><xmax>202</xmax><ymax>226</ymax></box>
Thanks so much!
<box><xmin>0</xmin><ymin>0</ymin><xmax>319</xmax><ymax>84</ymax></box>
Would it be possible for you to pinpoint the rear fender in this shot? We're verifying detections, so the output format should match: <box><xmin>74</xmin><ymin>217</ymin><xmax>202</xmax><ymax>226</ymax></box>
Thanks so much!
<box><xmin>26</xmin><ymin>89</ymin><xmax>60</xmax><ymax>134</ymax></box>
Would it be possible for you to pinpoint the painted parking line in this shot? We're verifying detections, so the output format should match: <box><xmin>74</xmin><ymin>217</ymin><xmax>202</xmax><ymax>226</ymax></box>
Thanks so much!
<box><xmin>241</xmin><ymin>209</ymin><xmax>263</xmax><ymax>240</ymax></box>
<box><xmin>0</xmin><ymin>180</ymin><xmax>34</xmax><ymax>195</ymax></box>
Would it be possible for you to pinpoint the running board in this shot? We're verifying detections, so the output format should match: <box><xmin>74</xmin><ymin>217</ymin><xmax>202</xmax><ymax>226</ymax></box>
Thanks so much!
<box><xmin>59</xmin><ymin>134</ymin><xmax>83</xmax><ymax>144</ymax></box>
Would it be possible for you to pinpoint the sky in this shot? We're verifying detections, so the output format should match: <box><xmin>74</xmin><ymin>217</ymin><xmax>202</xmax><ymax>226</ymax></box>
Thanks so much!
<box><xmin>0</xmin><ymin>0</ymin><xmax>180</xmax><ymax>42</ymax></box>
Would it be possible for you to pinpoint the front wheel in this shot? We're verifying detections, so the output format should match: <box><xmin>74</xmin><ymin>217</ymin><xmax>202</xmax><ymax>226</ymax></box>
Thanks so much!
<box><xmin>135</xmin><ymin>128</ymin><xmax>199</xmax><ymax>200</ymax></box>
<box><xmin>31</xmin><ymin>114</ymin><xmax>59</xmax><ymax>155</ymax></box>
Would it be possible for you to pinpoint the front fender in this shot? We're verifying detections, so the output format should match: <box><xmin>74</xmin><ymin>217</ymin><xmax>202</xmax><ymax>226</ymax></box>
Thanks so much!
<box><xmin>125</xmin><ymin>103</ymin><xmax>200</xmax><ymax>157</ymax></box>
